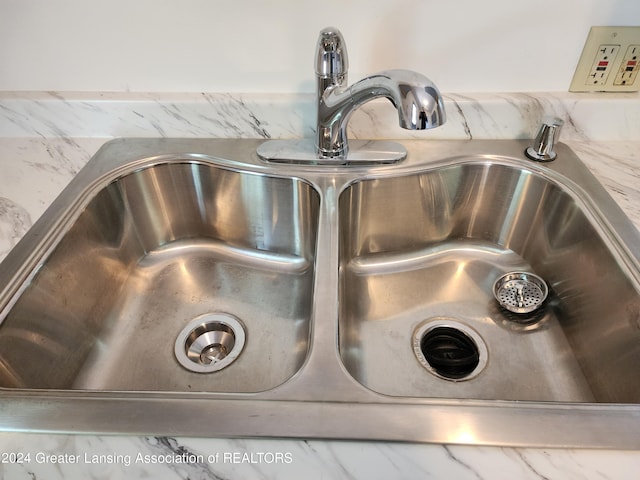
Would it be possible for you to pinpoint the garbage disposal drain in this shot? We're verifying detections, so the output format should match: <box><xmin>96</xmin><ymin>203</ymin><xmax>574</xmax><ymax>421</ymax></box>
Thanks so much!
<box><xmin>413</xmin><ymin>319</ymin><xmax>488</xmax><ymax>381</ymax></box>
<box><xmin>493</xmin><ymin>272</ymin><xmax>548</xmax><ymax>315</ymax></box>
<box><xmin>175</xmin><ymin>313</ymin><xmax>246</xmax><ymax>373</ymax></box>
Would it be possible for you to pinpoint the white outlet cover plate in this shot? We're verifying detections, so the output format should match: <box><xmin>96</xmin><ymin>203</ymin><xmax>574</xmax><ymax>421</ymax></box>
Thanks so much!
<box><xmin>570</xmin><ymin>26</ymin><xmax>640</xmax><ymax>92</ymax></box>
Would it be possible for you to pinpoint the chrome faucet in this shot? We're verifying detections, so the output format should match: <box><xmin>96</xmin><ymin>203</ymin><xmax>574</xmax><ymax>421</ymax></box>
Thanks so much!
<box><xmin>315</xmin><ymin>27</ymin><xmax>446</xmax><ymax>159</ymax></box>
<box><xmin>257</xmin><ymin>27</ymin><xmax>446</xmax><ymax>164</ymax></box>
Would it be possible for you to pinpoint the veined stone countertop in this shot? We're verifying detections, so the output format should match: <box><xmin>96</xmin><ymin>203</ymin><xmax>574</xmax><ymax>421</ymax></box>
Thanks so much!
<box><xmin>0</xmin><ymin>92</ymin><xmax>639</xmax><ymax>479</ymax></box>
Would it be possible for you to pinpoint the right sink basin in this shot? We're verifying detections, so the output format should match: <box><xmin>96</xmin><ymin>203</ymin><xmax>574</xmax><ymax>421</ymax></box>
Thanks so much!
<box><xmin>339</xmin><ymin>160</ymin><xmax>640</xmax><ymax>403</ymax></box>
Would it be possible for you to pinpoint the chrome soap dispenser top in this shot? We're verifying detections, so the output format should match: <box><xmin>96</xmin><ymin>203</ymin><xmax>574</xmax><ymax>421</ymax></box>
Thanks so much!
<box><xmin>525</xmin><ymin>117</ymin><xmax>564</xmax><ymax>162</ymax></box>
<box><xmin>257</xmin><ymin>27</ymin><xmax>446</xmax><ymax>164</ymax></box>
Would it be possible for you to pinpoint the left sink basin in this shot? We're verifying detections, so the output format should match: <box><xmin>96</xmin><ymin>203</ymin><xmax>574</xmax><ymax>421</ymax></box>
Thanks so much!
<box><xmin>0</xmin><ymin>152</ymin><xmax>320</xmax><ymax>392</ymax></box>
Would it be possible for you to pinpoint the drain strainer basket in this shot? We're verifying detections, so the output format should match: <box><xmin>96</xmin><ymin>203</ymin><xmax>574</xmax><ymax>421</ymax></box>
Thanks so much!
<box><xmin>493</xmin><ymin>272</ymin><xmax>548</xmax><ymax>314</ymax></box>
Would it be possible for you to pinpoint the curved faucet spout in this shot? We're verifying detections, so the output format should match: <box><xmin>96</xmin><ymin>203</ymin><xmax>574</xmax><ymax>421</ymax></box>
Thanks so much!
<box><xmin>348</xmin><ymin>69</ymin><xmax>445</xmax><ymax>130</ymax></box>
<box><xmin>317</xmin><ymin>69</ymin><xmax>446</xmax><ymax>158</ymax></box>
<box><xmin>315</xmin><ymin>30</ymin><xmax>446</xmax><ymax>159</ymax></box>
<box><xmin>366</xmin><ymin>70</ymin><xmax>446</xmax><ymax>130</ymax></box>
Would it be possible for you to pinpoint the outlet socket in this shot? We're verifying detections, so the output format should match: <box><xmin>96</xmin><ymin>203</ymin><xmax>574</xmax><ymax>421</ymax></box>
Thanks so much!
<box><xmin>586</xmin><ymin>45</ymin><xmax>619</xmax><ymax>86</ymax></box>
<box><xmin>614</xmin><ymin>45</ymin><xmax>639</xmax><ymax>86</ymax></box>
<box><xmin>570</xmin><ymin>26</ymin><xmax>640</xmax><ymax>92</ymax></box>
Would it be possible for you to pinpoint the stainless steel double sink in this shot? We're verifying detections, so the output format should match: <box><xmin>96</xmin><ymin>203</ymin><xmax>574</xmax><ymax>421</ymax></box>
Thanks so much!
<box><xmin>0</xmin><ymin>138</ymin><xmax>639</xmax><ymax>447</ymax></box>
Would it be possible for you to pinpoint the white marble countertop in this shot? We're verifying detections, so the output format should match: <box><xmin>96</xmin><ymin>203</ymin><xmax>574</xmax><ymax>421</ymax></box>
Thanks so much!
<box><xmin>0</xmin><ymin>92</ymin><xmax>639</xmax><ymax>478</ymax></box>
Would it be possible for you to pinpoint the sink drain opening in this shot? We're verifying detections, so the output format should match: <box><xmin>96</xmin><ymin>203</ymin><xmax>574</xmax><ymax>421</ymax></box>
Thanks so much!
<box><xmin>413</xmin><ymin>319</ymin><xmax>487</xmax><ymax>381</ymax></box>
<box><xmin>175</xmin><ymin>313</ymin><xmax>246</xmax><ymax>373</ymax></box>
<box><xmin>188</xmin><ymin>323</ymin><xmax>234</xmax><ymax>365</ymax></box>
<box><xmin>421</xmin><ymin>327</ymin><xmax>479</xmax><ymax>379</ymax></box>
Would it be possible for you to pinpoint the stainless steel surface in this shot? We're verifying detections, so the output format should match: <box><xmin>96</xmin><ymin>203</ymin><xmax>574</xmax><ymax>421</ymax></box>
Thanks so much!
<box><xmin>0</xmin><ymin>160</ymin><xmax>319</xmax><ymax>392</ymax></box>
<box><xmin>337</xmin><ymin>159</ymin><xmax>640</xmax><ymax>403</ymax></box>
<box><xmin>525</xmin><ymin>117</ymin><xmax>564</xmax><ymax>161</ymax></box>
<box><xmin>1</xmin><ymin>138</ymin><xmax>640</xmax><ymax>448</ymax></box>
<box><xmin>259</xmin><ymin>27</ymin><xmax>446</xmax><ymax>163</ymax></box>
<box><xmin>493</xmin><ymin>272</ymin><xmax>548</xmax><ymax>314</ymax></box>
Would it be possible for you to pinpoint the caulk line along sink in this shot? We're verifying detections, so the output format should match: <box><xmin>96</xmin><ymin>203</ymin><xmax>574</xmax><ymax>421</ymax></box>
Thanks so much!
<box><xmin>0</xmin><ymin>137</ymin><xmax>639</xmax><ymax>448</ymax></box>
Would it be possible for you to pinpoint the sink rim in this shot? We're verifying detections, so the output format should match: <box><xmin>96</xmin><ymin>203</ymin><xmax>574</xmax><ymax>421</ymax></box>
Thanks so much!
<box><xmin>0</xmin><ymin>137</ymin><xmax>639</xmax><ymax>448</ymax></box>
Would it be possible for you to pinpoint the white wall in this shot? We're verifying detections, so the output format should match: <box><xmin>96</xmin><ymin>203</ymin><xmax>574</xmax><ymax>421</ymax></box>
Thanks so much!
<box><xmin>1</xmin><ymin>0</ymin><xmax>639</xmax><ymax>93</ymax></box>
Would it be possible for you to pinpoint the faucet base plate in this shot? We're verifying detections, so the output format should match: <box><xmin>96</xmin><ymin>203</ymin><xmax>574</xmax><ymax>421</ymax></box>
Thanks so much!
<box><xmin>257</xmin><ymin>139</ymin><xmax>406</xmax><ymax>165</ymax></box>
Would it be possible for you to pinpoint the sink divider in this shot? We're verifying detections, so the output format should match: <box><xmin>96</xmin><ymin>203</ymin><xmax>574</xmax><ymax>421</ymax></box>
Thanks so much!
<box><xmin>263</xmin><ymin>176</ymin><xmax>375</xmax><ymax>402</ymax></box>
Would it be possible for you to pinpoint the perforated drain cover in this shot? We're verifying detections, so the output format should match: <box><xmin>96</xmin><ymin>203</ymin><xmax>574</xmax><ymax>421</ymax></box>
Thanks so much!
<box><xmin>493</xmin><ymin>272</ymin><xmax>548</xmax><ymax>314</ymax></box>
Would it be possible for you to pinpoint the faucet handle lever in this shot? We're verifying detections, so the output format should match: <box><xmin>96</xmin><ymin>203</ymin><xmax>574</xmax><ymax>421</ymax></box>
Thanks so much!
<box><xmin>315</xmin><ymin>27</ymin><xmax>348</xmax><ymax>80</ymax></box>
<box><xmin>525</xmin><ymin>117</ymin><xmax>564</xmax><ymax>161</ymax></box>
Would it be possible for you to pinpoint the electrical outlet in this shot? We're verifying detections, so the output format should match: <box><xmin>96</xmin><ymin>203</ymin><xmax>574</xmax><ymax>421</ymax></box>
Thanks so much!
<box><xmin>614</xmin><ymin>45</ymin><xmax>639</xmax><ymax>86</ymax></box>
<box><xmin>570</xmin><ymin>26</ymin><xmax>640</xmax><ymax>92</ymax></box>
<box><xmin>586</xmin><ymin>45</ymin><xmax>619</xmax><ymax>86</ymax></box>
